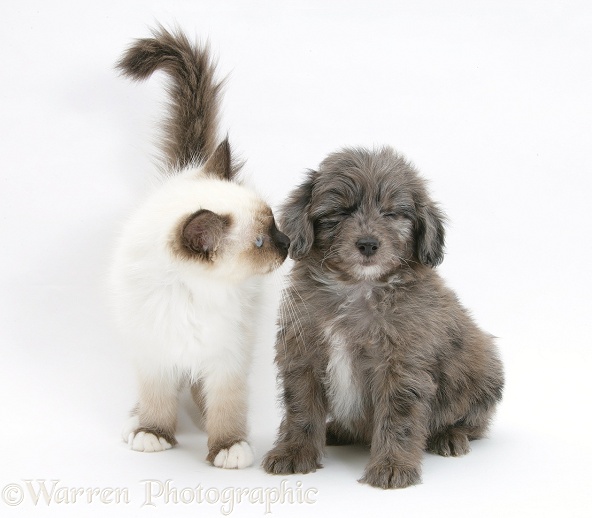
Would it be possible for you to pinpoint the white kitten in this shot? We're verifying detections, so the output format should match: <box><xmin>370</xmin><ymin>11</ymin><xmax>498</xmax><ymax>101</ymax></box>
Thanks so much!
<box><xmin>110</xmin><ymin>27</ymin><xmax>289</xmax><ymax>468</ymax></box>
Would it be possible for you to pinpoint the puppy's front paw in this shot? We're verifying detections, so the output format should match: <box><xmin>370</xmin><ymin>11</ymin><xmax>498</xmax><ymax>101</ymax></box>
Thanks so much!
<box><xmin>262</xmin><ymin>445</ymin><xmax>322</xmax><ymax>475</ymax></box>
<box><xmin>208</xmin><ymin>441</ymin><xmax>253</xmax><ymax>469</ymax></box>
<box><xmin>427</xmin><ymin>428</ymin><xmax>471</xmax><ymax>457</ymax></box>
<box><xmin>359</xmin><ymin>462</ymin><xmax>421</xmax><ymax>489</ymax></box>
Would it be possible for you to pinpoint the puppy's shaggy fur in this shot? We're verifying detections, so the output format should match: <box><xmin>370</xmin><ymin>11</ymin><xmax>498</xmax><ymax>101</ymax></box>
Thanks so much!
<box><xmin>263</xmin><ymin>147</ymin><xmax>504</xmax><ymax>488</ymax></box>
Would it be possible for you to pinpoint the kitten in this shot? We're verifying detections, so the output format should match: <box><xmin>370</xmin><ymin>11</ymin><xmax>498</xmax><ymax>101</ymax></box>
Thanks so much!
<box><xmin>110</xmin><ymin>27</ymin><xmax>289</xmax><ymax>469</ymax></box>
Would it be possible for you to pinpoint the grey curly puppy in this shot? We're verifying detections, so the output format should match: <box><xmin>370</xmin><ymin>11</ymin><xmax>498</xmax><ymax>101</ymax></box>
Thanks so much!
<box><xmin>263</xmin><ymin>147</ymin><xmax>504</xmax><ymax>489</ymax></box>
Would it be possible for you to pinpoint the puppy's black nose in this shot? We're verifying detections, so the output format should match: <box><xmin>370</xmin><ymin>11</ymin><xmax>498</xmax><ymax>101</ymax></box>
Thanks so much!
<box><xmin>356</xmin><ymin>237</ymin><xmax>379</xmax><ymax>257</ymax></box>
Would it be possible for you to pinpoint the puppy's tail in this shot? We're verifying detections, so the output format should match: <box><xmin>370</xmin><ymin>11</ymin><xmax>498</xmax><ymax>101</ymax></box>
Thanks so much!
<box><xmin>117</xmin><ymin>25</ymin><xmax>224</xmax><ymax>173</ymax></box>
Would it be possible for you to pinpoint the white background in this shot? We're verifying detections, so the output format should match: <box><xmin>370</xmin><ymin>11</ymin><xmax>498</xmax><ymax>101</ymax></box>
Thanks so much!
<box><xmin>1</xmin><ymin>1</ymin><xmax>591</xmax><ymax>516</ymax></box>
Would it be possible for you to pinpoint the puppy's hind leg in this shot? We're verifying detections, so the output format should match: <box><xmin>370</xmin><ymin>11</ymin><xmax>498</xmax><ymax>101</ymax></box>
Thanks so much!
<box><xmin>426</xmin><ymin>423</ymin><xmax>472</xmax><ymax>457</ymax></box>
<box><xmin>326</xmin><ymin>419</ymin><xmax>367</xmax><ymax>446</ymax></box>
<box><xmin>326</xmin><ymin>420</ymin><xmax>354</xmax><ymax>446</ymax></box>
<box><xmin>428</xmin><ymin>327</ymin><xmax>504</xmax><ymax>457</ymax></box>
<box><xmin>427</xmin><ymin>383</ymin><xmax>501</xmax><ymax>457</ymax></box>
<box><xmin>123</xmin><ymin>373</ymin><xmax>179</xmax><ymax>452</ymax></box>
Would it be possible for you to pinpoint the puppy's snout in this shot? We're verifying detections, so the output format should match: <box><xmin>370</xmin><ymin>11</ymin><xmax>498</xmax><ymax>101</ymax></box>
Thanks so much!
<box><xmin>356</xmin><ymin>237</ymin><xmax>379</xmax><ymax>257</ymax></box>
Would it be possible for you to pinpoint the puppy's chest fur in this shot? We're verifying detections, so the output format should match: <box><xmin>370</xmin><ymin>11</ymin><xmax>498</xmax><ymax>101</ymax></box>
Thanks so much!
<box><xmin>321</xmin><ymin>284</ymin><xmax>396</xmax><ymax>422</ymax></box>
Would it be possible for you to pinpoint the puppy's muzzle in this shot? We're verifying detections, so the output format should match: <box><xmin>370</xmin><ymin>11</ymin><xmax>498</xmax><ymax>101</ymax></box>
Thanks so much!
<box><xmin>356</xmin><ymin>237</ymin><xmax>379</xmax><ymax>257</ymax></box>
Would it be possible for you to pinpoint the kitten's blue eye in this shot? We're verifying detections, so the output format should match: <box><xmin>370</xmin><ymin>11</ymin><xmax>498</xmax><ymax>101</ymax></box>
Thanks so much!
<box><xmin>255</xmin><ymin>236</ymin><xmax>264</xmax><ymax>248</ymax></box>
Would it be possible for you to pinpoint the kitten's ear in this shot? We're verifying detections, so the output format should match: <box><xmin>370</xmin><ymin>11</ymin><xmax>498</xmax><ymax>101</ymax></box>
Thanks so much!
<box><xmin>203</xmin><ymin>138</ymin><xmax>234</xmax><ymax>180</ymax></box>
<box><xmin>415</xmin><ymin>200</ymin><xmax>446</xmax><ymax>267</ymax></box>
<box><xmin>181</xmin><ymin>209</ymin><xmax>230</xmax><ymax>260</ymax></box>
<box><xmin>280</xmin><ymin>173</ymin><xmax>315</xmax><ymax>260</ymax></box>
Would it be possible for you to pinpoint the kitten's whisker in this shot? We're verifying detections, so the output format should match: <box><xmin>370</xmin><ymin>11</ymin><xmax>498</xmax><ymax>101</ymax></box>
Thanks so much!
<box><xmin>320</xmin><ymin>246</ymin><xmax>339</xmax><ymax>270</ymax></box>
<box><xmin>282</xmin><ymin>288</ymin><xmax>307</xmax><ymax>356</ymax></box>
<box><xmin>270</xmin><ymin>270</ymin><xmax>306</xmax><ymax>361</ymax></box>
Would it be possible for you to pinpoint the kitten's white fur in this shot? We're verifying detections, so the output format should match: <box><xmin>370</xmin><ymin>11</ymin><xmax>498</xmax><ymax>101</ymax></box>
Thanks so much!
<box><xmin>112</xmin><ymin>27</ymin><xmax>289</xmax><ymax>469</ymax></box>
<box><xmin>110</xmin><ymin>168</ymin><xmax>276</xmax><ymax>467</ymax></box>
<box><xmin>111</xmin><ymin>170</ymin><xmax>264</xmax><ymax>374</ymax></box>
<box><xmin>213</xmin><ymin>441</ymin><xmax>254</xmax><ymax>469</ymax></box>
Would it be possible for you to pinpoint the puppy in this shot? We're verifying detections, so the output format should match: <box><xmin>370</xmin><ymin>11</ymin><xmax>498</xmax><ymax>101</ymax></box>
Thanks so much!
<box><xmin>263</xmin><ymin>146</ymin><xmax>504</xmax><ymax>488</ymax></box>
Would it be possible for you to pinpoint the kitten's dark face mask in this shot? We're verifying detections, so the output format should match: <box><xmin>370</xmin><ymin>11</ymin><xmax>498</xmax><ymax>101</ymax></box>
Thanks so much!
<box><xmin>243</xmin><ymin>213</ymin><xmax>290</xmax><ymax>274</ymax></box>
<box><xmin>172</xmin><ymin>202</ymin><xmax>289</xmax><ymax>280</ymax></box>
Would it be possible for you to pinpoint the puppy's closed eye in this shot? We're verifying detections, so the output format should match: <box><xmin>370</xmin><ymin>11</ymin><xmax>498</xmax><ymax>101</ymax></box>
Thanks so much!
<box><xmin>317</xmin><ymin>219</ymin><xmax>341</xmax><ymax>230</ymax></box>
<box><xmin>382</xmin><ymin>206</ymin><xmax>414</xmax><ymax>220</ymax></box>
<box><xmin>315</xmin><ymin>208</ymin><xmax>355</xmax><ymax>231</ymax></box>
<box><xmin>383</xmin><ymin>212</ymin><xmax>406</xmax><ymax>220</ymax></box>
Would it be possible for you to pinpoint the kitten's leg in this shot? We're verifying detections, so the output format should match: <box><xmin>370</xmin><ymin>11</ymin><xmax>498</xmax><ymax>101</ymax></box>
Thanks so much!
<box><xmin>262</xmin><ymin>367</ymin><xmax>327</xmax><ymax>474</ymax></box>
<box><xmin>189</xmin><ymin>379</ymin><xmax>207</xmax><ymax>430</ymax></box>
<box><xmin>123</xmin><ymin>374</ymin><xmax>179</xmax><ymax>452</ymax></box>
<box><xmin>359</xmin><ymin>362</ymin><xmax>434</xmax><ymax>489</ymax></box>
<box><xmin>190</xmin><ymin>380</ymin><xmax>206</xmax><ymax>415</ymax></box>
<box><xmin>201</xmin><ymin>365</ymin><xmax>253</xmax><ymax>469</ymax></box>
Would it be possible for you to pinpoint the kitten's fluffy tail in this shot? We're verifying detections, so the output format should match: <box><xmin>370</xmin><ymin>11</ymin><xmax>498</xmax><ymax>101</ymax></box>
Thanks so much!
<box><xmin>117</xmin><ymin>25</ymin><xmax>223</xmax><ymax>172</ymax></box>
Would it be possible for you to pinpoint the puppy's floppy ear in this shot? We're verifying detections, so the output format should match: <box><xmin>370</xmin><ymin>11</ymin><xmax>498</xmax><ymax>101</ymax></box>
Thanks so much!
<box><xmin>280</xmin><ymin>174</ymin><xmax>315</xmax><ymax>260</ymax></box>
<box><xmin>415</xmin><ymin>201</ymin><xmax>446</xmax><ymax>267</ymax></box>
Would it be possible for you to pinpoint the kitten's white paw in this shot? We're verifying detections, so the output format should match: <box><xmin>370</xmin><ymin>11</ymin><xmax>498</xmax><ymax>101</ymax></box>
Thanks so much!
<box><xmin>129</xmin><ymin>431</ymin><xmax>172</xmax><ymax>452</ymax></box>
<box><xmin>122</xmin><ymin>415</ymin><xmax>140</xmax><ymax>443</ymax></box>
<box><xmin>122</xmin><ymin>416</ymin><xmax>172</xmax><ymax>452</ymax></box>
<box><xmin>213</xmin><ymin>441</ymin><xmax>254</xmax><ymax>469</ymax></box>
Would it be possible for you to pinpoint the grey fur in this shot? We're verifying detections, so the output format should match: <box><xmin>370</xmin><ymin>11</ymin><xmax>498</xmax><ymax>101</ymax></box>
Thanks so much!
<box><xmin>116</xmin><ymin>25</ymin><xmax>238</xmax><ymax>177</ymax></box>
<box><xmin>263</xmin><ymin>146</ymin><xmax>504</xmax><ymax>489</ymax></box>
